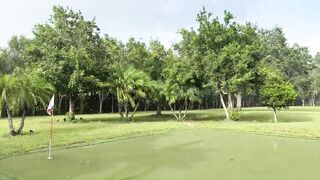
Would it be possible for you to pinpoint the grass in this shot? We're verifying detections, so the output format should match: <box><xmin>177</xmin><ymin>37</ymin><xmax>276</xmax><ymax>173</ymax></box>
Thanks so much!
<box><xmin>1</xmin><ymin>106</ymin><xmax>320</xmax><ymax>158</ymax></box>
<box><xmin>2</xmin><ymin>129</ymin><xmax>320</xmax><ymax>180</ymax></box>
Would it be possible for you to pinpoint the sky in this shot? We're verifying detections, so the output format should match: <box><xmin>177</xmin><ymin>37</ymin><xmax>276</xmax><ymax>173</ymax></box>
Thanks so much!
<box><xmin>0</xmin><ymin>0</ymin><xmax>319</xmax><ymax>55</ymax></box>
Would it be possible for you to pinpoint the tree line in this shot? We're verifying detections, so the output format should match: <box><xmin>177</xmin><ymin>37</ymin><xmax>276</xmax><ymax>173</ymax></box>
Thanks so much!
<box><xmin>0</xmin><ymin>6</ymin><xmax>318</xmax><ymax>135</ymax></box>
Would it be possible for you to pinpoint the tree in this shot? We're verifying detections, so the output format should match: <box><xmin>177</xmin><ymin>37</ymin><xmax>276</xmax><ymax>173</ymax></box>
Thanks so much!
<box><xmin>162</xmin><ymin>51</ymin><xmax>201</xmax><ymax>120</ymax></box>
<box><xmin>96</xmin><ymin>35</ymin><xmax>124</xmax><ymax>113</ymax></box>
<box><xmin>179</xmin><ymin>9</ymin><xmax>261</xmax><ymax>120</ymax></box>
<box><xmin>105</xmin><ymin>66</ymin><xmax>152</xmax><ymax>121</ymax></box>
<box><xmin>29</xmin><ymin>6</ymin><xmax>103</xmax><ymax>116</ymax></box>
<box><xmin>259</xmin><ymin>67</ymin><xmax>297</xmax><ymax>123</ymax></box>
<box><xmin>0</xmin><ymin>69</ymin><xmax>53</xmax><ymax>135</ymax></box>
<box><xmin>309</xmin><ymin>52</ymin><xmax>320</xmax><ymax>106</ymax></box>
<box><xmin>124</xmin><ymin>38</ymin><xmax>149</xmax><ymax>70</ymax></box>
<box><xmin>0</xmin><ymin>36</ymin><xmax>31</xmax><ymax>74</ymax></box>
<box><xmin>260</xmin><ymin>28</ymin><xmax>312</xmax><ymax>106</ymax></box>
<box><xmin>146</xmin><ymin>40</ymin><xmax>167</xmax><ymax>115</ymax></box>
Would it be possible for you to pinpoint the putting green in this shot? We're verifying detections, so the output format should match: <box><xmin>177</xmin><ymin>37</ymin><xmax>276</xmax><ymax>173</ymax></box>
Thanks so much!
<box><xmin>1</xmin><ymin>129</ymin><xmax>320</xmax><ymax>180</ymax></box>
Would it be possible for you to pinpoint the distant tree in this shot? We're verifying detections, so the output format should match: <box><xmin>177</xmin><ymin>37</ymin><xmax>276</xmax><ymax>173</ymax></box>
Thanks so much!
<box><xmin>0</xmin><ymin>36</ymin><xmax>31</xmax><ymax>74</ymax></box>
<box><xmin>124</xmin><ymin>38</ymin><xmax>149</xmax><ymax>70</ymax></box>
<box><xmin>309</xmin><ymin>52</ymin><xmax>320</xmax><ymax>106</ymax></box>
<box><xmin>146</xmin><ymin>40</ymin><xmax>167</xmax><ymax>115</ymax></box>
<box><xmin>259</xmin><ymin>67</ymin><xmax>297</xmax><ymax>123</ymax></box>
<box><xmin>260</xmin><ymin>28</ymin><xmax>313</xmax><ymax>106</ymax></box>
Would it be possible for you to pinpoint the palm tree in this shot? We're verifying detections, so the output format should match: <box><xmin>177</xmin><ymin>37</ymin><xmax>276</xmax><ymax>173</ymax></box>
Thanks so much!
<box><xmin>149</xmin><ymin>81</ymin><xmax>166</xmax><ymax>116</ymax></box>
<box><xmin>161</xmin><ymin>80</ymin><xmax>201</xmax><ymax>120</ymax></box>
<box><xmin>0</xmin><ymin>70</ymin><xmax>54</xmax><ymax>135</ymax></box>
<box><xmin>104</xmin><ymin>66</ymin><xmax>152</xmax><ymax>121</ymax></box>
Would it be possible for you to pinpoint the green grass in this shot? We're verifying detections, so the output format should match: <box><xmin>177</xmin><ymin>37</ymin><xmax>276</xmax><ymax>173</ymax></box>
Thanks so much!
<box><xmin>2</xmin><ymin>129</ymin><xmax>320</xmax><ymax>180</ymax></box>
<box><xmin>1</xmin><ymin>106</ymin><xmax>320</xmax><ymax>158</ymax></box>
<box><xmin>0</xmin><ymin>171</ymin><xmax>19</xmax><ymax>180</ymax></box>
<box><xmin>2</xmin><ymin>107</ymin><xmax>320</xmax><ymax>179</ymax></box>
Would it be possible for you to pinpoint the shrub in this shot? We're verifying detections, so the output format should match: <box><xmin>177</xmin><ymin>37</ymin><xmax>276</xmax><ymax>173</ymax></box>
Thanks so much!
<box><xmin>230</xmin><ymin>110</ymin><xmax>240</xmax><ymax>121</ymax></box>
<box><xmin>66</xmin><ymin>112</ymin><xmax>75</xmax><ymax>122</ymax></box>
<box><xmin>64</xmin><ymin>112</ymin><xmax>87</xmax><ymax>123</ymax></box>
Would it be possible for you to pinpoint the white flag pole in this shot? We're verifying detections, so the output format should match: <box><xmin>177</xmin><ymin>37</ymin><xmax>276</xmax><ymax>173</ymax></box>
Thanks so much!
<box><xmin>47</xmin><ymin>95</ymin><xmax>54</xmax><ymax>160</ymax></box>
<box><xmin>48</xmin><ymin>111</ymin><xmax>53</xmax><ymax>159</ymax></box>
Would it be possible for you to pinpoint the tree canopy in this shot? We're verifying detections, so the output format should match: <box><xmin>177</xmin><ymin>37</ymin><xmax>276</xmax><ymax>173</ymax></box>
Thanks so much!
<box><xmin>1</xmin><ymin>5</ymin><xmax>319</xmax><ymax>135</ymax></box>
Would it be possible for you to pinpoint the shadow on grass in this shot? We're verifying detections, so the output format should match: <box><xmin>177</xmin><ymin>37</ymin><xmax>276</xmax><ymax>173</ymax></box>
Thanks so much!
<box><xmin>75</xmin><ymin>108</ymin><xmax>314</xmax><ymax>124</ymax></box>
<box><xmin>81</xmin><ymin>111</ymin><xmax>226</xmax><ymax>123</ymax></box>
<box><xmin>85</xmin><ymin>114</ymin><xmax>177</xmax><ymax>123</ymax></box>
<box><xmin>240</xmin><ymin>111</ymin><xmax>313</xmax><ymax>123</ymax></box>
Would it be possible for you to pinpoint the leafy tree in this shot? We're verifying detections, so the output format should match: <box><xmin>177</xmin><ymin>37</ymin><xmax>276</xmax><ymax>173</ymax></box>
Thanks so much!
<box><xmin>105</xmin><ymin>66</ymin><xmax>152</xmax><ymax>121</ymax></box>
<box><xmin>0</xmin><ymin>36</ymin><xmax>31</xmax><ymax>74</ymax></box>
<box><xmin>29</xmin><ymin>5</ymin><xmax>103</xmax><ymax>116</ymax></box>
<box><xmin>146</xmin><ymin>40</ymin><xmax>167</xmax><ymax>115</ymax></box>
<box><xmin>260</xmin><ymin>28</ymin><xmax>312</xmax><ymax>106</ymax></box>
<box><xmin>0</xmin><ymin>69</ymin><xmax>53</xmax><ymax>135</ymax></box>
<box><xmin>309</xmin><ymin>52</ymin><xmax>320</xmax><ymax>105</ymax></box>
<box><xmin>259</xmin><ymin>67</ymin><xmax>297</xmax><ymax>123</ymax></box>
<box><xmin>179</xmin><ymin>8</ymin><xmax>261</xmax><ymax>120</ymax></box>
<box><xmin>162</xmin><ymin>51</ymin><xmax>201</xmax><ymax>120</ymax></box>
<box><xmin>124</xmin><ymin>38</ymin><xmax>149</xmax><ymax>70</ymax></box>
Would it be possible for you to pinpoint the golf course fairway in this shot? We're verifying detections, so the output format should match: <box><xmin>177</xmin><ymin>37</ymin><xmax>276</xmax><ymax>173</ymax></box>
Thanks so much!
<box><xmin>1</xmin><ymin>129</ymin><xmax>320</xmax><ymax>180</ymax></box>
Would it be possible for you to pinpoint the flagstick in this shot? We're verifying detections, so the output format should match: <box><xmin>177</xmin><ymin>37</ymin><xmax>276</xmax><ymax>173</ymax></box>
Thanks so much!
<box><xmin>48</xmin><ymin>111</ymin><xmax>53</xmax><ymax>160</ymax></box>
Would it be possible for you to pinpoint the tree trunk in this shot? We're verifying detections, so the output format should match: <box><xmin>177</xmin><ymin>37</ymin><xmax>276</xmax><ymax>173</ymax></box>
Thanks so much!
<box><xmin>118</xmin><ymin>102</ymin><xmax>123</xmax><ymax>118</ymax></box>
<box><xmin>58</xmin><ymin>94</ymin><xmax>64</xmax><ymax>115</ymax></box>
<box><xmin>111</xmin><ymin>96</ymin><xmax>114</xmax><ymax>113</ymax></box>
<box><xmin>310</xmin><ymin>96</ymin><xmax>315</xmax><ymax>106</ymax></box>
<box><xmin>205</xmin><ymin>96</ymin><xmax>209</xmax><ymax>109</ymax></box>
<box><xmin>156</xmin><ymin>103</ymin><xmax>162</xmax><ymax>115</ymax></box>
<box><xmin>6</xmin><ymin>103</ymin><xmax>16</xmax><ymax>136</ymax></box>
<box><xmin>69</xmin><ymin>95</ymin><xmax>75</xmax><ymax>114</ymax></box>
<box><xmin>302</xmin><ymin>99</ymin><xmax>305</xmax><ymax>106</ymax></box>
<box><xmin>144</xmin><ymin>99</ymin><xmax>148</xmax><ymax>111</ymax></box>
<box><xmin>190</xmin><ymin>102</ymin><xmax>194</xmax><ymax>110</ymax></box>
<box><xmin>227</xmin><ymin>93</ymin><xmax>233</xmax><ymax>110</ymax></box>
<box><xmin>80</xmin><ymin>95</ymin><xmax>85</xmax><ymax>114</ymax></box>
<box><xmin>312</xmin><ymin>98</ymin><xmax>315</xmax><ymax>106</ymax></box>
<box><xmin>273</xmin><ymin>109</ymin><xmax>278</xmax><ymax>123</ymax></box>
<box><xmin>182</xmin><ymin>99</ymin><xmax>188</xmax><ymax>119</ymax></box>
<box><xmin>220</xmin><ymin>91</ymin><xmax>230</xmax><ymax>120</ymax></box>
<box><xmin>129</xmin><ymin>100</ymin><xmax>140</xmax><ymax>121</ymax></box>
<box><xmin>98</xmin><ymin>92</ymin><xmax>104</xmax><ymax>114</ymax></box>
<box><xmin>235</xmin><ymin>93</ymin><xmax>242</xmax><ymax>111</ymax></box>
<box><xmin>169</xmin><ymin>104</ymin><xmax>179</xmax><ymax>120</ymax></box>
<box><xmin>17</xmin><ymin>108</ymin><xmax>26</xmax><ymax>134</ymax></box>
<box><xmin>124</xmin><ymin>102</ymin><xmax>129</xmax><ymax>120</ymax></box>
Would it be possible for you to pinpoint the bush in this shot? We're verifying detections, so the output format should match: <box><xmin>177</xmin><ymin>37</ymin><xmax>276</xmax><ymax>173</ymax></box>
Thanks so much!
<box><xmin>66</xmin><ymin>112</ymin><xmax>75</xmax><ymax>122</ymax></box>
<box><xmin>230</xmin><ymin>110</ymin><xmax>240</xmax><ymax>121</ymax></box>
<box><xmin>64</xmin><ymin>112</ymin><xmax>87</xmax><ymax>123</ymax></box>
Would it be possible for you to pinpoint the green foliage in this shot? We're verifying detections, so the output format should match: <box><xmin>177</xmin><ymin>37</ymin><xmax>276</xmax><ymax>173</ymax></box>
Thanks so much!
<box><xmin>1</xmin><ymin>5</ymin><xmax>319</xmax><ymax>118</ymax></box>
<box><xmin>259</xmin><ymin>68</ymin><xmax>297</xmax><ymax>110</ymax></box>
<box><xmin>65</xmin><ymin>112</ymin><xmax>76</xmax><ymax>122</ymax></box>
<box><xmin>30</xmin><ymin>5</ymin><xmax>104</xmax><ymax>97</ymax></box>
<box><xmin>0</xmin><ymin>68</ymin><xmax>54</xmax><ymax>115</ymax></box>
<box><xmin>111</xmin><ymin>66</ymin><xmax>152</xmax><ymax>107</ymax></box>
<box><xmin>229</xmin><ymin>110</ymin><xmax>240</xmax><ymax>121</ymax></box>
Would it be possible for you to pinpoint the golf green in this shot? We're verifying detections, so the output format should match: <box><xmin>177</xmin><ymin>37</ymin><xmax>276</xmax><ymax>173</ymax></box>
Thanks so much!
<box><xmin>1</xmin><ymin>129</ymin><xmax>320</xmax><ymax>180</ymax></box>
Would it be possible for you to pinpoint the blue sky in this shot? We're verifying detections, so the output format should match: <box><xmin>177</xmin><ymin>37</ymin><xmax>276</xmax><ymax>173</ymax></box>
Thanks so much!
<box><xmin>0</xmin><ymin>0</ymin><xmax>319</xmax><ymax>55</ymax></box>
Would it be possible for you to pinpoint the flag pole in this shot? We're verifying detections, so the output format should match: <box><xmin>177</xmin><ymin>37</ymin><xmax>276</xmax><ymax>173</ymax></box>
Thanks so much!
<box><xmin>48</xmin><ymin>106</ymin><xmax>53</xmax><ymax>159</ymax></box>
